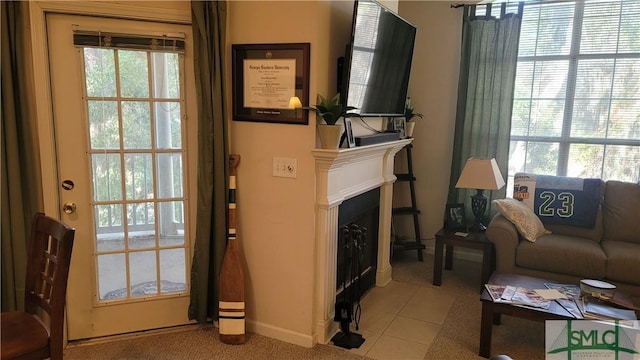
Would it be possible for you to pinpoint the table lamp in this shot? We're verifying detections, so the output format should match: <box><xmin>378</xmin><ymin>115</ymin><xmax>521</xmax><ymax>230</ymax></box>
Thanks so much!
<box><xmin>289</xmin><ymin>96</ymin><xmax>302</xmax><ymax>117</ymax></box>
<box><xmin>455</xmin><ymin>158</ymin><xmax>505</xmax><ymax>231</ymax></box>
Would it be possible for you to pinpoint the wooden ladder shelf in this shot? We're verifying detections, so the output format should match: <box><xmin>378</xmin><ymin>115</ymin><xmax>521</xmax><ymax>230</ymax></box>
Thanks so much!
<box><xmin>392</xmin><ymin>143</ymin><xmax>425</xmax><ymax>261</ymax></box>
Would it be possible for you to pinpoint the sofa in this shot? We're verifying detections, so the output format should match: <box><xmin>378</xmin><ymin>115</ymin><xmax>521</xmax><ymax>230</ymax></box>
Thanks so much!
<box><xmin>486</xmin><ymin>178</ymin><xmax>640</xmax><ymax>298</ymax></box>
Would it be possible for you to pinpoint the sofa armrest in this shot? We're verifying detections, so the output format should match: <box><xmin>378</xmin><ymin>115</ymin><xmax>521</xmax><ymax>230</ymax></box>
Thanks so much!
<box><xmin>486</xmin><ymin>213</ymin><xmax>521</xmax><ymax>273</ymax></box>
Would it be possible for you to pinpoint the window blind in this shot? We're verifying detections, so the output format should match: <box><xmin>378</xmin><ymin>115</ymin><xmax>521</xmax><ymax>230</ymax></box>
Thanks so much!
<box><xmin>73</xmin><ymin>31</ymin><xmax>185</xmax><ymax>53</ymax></box>
<box><xmin>507</xmin><ymin>0</ymin><xmax>640</xmax><ymax>186</ymax></box>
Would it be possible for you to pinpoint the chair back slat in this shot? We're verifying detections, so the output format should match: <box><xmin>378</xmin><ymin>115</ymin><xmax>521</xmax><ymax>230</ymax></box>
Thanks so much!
<box><xmin>24</xmin><ymin>212</ymin><xmax>75</xmax><ymax>359</ymax></box>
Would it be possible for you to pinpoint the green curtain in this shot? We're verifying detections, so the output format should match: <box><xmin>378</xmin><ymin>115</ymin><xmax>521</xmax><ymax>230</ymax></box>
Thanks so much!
<box><xmin>1</xmin><ymin>1</ymin><xmax>43</xmax><ymax>312</ymax></box>
<box><xmin>447</xmin><ymin>3</ymin><xmax>523</xmax><ymax>221</ymax></box>
<box><xmin>188</xmin><ymin>0</ymin><xmax>229</xmax><ymax>323</ymax></box>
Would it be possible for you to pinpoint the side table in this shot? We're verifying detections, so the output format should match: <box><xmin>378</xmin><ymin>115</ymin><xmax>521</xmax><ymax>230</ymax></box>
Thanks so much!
<box><xmin>432</xmin><ymin>228</ymin><xmax>494</xmax><ymax>292</ymax></box>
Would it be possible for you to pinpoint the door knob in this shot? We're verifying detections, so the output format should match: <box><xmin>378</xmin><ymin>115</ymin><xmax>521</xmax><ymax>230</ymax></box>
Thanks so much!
<box><xmin>63</xmin><ymin>202</ymin><xmax>77</xmax><ymax>214</ymax></box>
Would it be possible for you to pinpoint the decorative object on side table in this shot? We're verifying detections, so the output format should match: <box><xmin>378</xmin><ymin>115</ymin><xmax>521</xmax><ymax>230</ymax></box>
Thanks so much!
<box><xmin>455</xmin><ymin>158</ymin><xmax>505</xmax><ymax>231</ymax></box>
<box><xmin>444</xmin><ymin>203</ymin><xmax>467</xmax><ymax>231</ymax></box>
<box><xmin>403</xmin><ymin>97</ymin><xmax>423</xmax><ymax>138</ymax></box>
<box><xmin>305</xmin><ymin>93</ymin><xmax>359</xmax><ymax>149</ymax></box>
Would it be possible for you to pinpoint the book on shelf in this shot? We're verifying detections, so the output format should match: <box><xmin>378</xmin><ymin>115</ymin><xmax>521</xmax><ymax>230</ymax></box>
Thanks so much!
<box><xmin>484</xmin><ymin>284</ymin><xmax>551</xmax><ymax>310</ymax></box>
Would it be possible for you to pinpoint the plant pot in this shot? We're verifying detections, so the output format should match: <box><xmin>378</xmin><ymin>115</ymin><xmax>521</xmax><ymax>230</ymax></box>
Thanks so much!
<box><xmin>405</xmin><ymin>121</ymin><xmax>416</xmax><ymax>138</ymax></box>
<box><xmin>317</xmin><ymin>124</ymin><xmax>344</xmax><ymax>149</ymax></box>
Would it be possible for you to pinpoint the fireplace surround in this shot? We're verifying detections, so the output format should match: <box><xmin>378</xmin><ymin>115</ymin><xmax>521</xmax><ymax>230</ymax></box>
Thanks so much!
<box><xmin>312</xmin><ymin>138</ymin><xmax>412</xmax><ymax>344</ymax></box>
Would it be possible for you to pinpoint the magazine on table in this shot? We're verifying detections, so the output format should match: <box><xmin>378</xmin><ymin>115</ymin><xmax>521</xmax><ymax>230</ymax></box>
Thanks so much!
<box><xmin>485</xmin><ymin>284</ymin><xmax>551</xmax><ymax>310</ymax></box>
<box><xmin>582</xmin><ymin>295</ymin><xmax>637</xmax><ymax>321</ymax></box>
<box><xmin>544</xmin><ymin>282</ymin><xmax>584</xmax><ymax>319</ymax></box>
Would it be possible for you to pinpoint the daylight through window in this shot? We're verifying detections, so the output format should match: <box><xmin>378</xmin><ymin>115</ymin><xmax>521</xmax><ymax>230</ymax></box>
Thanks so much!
<box><xmin>507</xmin><ymin>0</ymin><xmax>640</xmax><ymax>191</ymax></box>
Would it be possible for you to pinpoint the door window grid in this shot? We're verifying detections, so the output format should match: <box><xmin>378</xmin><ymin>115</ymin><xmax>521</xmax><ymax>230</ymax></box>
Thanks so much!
<box><xmin>80</xmin><ymin>45</ymin><xmax>189</xmax><ymax>302</ymax></box>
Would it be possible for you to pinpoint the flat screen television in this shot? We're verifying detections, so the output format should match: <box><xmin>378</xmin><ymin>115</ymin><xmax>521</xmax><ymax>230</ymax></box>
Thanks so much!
<box><xmin>340</xmin><ymin>0</ymin><xmax>417</xmax><ymax>117</ymax></box>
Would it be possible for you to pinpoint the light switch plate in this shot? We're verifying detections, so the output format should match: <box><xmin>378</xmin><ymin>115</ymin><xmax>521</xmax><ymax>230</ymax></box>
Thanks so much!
<box><xmin>273</xmin><ymin>157</ymin><xmax>297</xmax><ymax>178</ymax></box>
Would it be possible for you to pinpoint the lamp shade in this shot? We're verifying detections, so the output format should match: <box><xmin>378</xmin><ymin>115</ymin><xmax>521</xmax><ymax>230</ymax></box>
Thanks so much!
<box><xmin>288</xmin><ymin>96</ymin><xmax>302</xmax><ymax>109</ymax></box>
<box><xmin>455</xmin><ymin>158</ymin><xmax>505</xmax><ymax>190</ymax></box>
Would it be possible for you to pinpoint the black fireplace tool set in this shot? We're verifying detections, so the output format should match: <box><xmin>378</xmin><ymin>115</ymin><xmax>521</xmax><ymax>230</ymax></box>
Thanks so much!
<box><xmin>332</xmin><ymin>223</ymin><xmax>366</xmax><ymax>349</ymax></box>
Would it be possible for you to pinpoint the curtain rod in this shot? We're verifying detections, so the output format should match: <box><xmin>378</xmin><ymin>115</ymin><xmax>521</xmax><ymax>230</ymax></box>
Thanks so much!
<box><xmin>451</xmin><ymin>0</ymin><xmax>577</xmax><ymax>8</ymax></box>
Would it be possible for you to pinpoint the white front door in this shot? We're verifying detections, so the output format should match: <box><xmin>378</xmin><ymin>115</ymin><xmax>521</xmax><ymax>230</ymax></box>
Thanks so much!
<box><xmin>46</xmin><ymin>13</ymin><xmax>198</xmax><ymax>339</ymax></box>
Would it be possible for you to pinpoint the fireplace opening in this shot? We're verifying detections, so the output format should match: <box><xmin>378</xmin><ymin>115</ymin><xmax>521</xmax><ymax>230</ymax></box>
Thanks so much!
<box><xmin>336</xmin><ymin>187</ymin><xmax>380</xmax><ymax>302</ymax></box>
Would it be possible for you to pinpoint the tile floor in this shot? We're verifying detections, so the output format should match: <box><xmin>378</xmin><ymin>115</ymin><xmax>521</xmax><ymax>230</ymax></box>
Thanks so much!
<box><xmin>336</xmin><ymin>252</ymin><xmax>465</xmax><ymax>360</ymax></box>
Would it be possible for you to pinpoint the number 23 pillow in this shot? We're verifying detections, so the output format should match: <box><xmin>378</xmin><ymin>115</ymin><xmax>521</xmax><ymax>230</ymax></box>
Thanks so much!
<box><xmin>512</xmin><ymin>173</ymin><xmax>603</xmax><ymax>228</ymax></box>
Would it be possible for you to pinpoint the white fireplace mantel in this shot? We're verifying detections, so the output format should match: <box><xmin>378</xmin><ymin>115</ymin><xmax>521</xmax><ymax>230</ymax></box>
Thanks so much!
<box><xmin>312</xmin><ymin>138</ymin><xmax>412</xmax><ymax>345</ymax></box>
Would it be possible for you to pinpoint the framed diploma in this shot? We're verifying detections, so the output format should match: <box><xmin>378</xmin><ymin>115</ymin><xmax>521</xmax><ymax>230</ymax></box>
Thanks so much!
<box><xmin>232</xmin><ymin>43</ymin><xmax>310</xmax><ymax>125</ymax></box>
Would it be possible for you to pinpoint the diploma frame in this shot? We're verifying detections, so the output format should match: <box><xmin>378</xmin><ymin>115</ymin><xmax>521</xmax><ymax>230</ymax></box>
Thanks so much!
<box><xmin>232</xmin><ymin>43</ymin><xmax>310</xmax><ymax>125</ymax></box>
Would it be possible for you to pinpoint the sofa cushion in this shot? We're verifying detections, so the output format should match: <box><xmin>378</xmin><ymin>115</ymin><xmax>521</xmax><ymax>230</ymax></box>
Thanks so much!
<box><xmin>493</xmin><ymin>198</ymin><xmax>551</xmax><ymax>242</ymax></box>
<box><xmin>516</xmin><ymin>234</ymin><xmax>607</xmax><ymax>278</ymax></box>
<box><xmin>545</xmin><ymin>208</ymin><xmax>603</xmax><ymax>243</ymax></box>
<box><xmin>602</xmin><ymin>241</ymin><xmax>640</xmax><ymax>286</ymax></box>
<box><xmin>603</xmin><ymin>180</ymin><xmax>640</xmax><ymax>244</ymax></box>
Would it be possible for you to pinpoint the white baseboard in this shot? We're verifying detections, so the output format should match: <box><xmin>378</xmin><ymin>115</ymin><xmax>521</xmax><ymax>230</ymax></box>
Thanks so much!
<box><xmin>243</xmin><ymin>239</ymin><xmax>483</xmax><ymax>350</ymax></box>
<box><xmin>246</xmin><ymin>319</ymin><xmax>315</xmax><ymax>348</ymax></box>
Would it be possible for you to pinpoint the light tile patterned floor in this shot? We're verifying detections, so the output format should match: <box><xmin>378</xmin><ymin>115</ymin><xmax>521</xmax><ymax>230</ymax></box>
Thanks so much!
<box><xmin>335</xmin><ymin>251</ymin><xmax>464</xmax><ymax>359</ymax></box>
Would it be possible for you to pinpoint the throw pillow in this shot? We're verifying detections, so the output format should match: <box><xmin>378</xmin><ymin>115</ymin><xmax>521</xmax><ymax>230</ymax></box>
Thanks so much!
<box><xmin>513</xmin><ymin>173</ymin><xmax>603</xmax><ymax>228</ymax></box>
<box><xmin>493</xmin><ymin>198</ymin><xmax>551</xmax><ymax>242</ymax></box>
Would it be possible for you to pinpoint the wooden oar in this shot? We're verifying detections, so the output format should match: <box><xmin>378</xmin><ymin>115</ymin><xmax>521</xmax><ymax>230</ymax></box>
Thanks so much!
<box><xmin>219</xmin><ymin>154</ymin><xmax>246</xmax><ymax>344</ymax></box>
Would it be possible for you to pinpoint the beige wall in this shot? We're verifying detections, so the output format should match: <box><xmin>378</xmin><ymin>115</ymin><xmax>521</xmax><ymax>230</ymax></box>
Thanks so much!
<box><xmin>228</xmin><ymin>0</ymin><xmax>467</xmax><ymax>345</ymax></box>
<box><xmin>227</xmin><ymin>1</ymin><xmax>355</xmax><ymax>346</ymax></box>
<box><xmin>28</xmin><ymin>0</ymin><xmax>467</xmax><ymax>348</ymax></box>
<box><xmin>393</xmin><ymin>1</ymin><xmax>464</xmax><ymax>248</ymax></box>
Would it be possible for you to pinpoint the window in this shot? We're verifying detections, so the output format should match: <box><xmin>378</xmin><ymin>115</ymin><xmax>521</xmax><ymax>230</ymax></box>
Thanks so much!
<box><xmin>75</xmin><ymin>32</ymin><xmax>189</xmax><ymax>300</ymax></box>
<box><xmin>507</xmin><ymin>0</ymin><xmax>640</xmax><ymax>190</ymax></box>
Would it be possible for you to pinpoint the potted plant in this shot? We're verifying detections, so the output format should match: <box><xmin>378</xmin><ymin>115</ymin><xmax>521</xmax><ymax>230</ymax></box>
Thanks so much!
<box><xmin>305</xmin><ymin>93</ymin><xmax>359</xmax><ymax>149</ymax></box>
<box><xmin>404</xmin><ymin>100</ymin><xmax>424</xmax><ymax>138</ymax></box>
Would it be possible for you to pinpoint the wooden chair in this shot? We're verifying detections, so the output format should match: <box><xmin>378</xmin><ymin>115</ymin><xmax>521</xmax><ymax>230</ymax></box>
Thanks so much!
<box><xmin>1</xmin><ymin>213</ymin><xmax>75</xmax><ymax>360</ymax></box>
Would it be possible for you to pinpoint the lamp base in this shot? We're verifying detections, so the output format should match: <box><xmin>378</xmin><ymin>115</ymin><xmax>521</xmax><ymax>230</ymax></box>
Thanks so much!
<box><xmin>470</xmin><ymin>189</ymin><xmax>488</xmax><ymax>232</ymax></box>
<box><xmin>471</xmin><ymin>222</ymin><xmax>487</xmax><ymax>232</ymax></box>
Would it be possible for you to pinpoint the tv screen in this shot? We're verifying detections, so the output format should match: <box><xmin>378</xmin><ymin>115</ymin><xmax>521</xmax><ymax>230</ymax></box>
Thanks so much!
<box><xmin>341</xmin><ymin>0</ymin><xmax>417</xmax><ymax>117</ymax></box>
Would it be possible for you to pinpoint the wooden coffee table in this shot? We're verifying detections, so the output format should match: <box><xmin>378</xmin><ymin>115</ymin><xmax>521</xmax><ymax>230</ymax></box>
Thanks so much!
<box><xmin>478</xmin><ymin>273</ymin><xmax>637</xmax><ymax>358</ymax></box>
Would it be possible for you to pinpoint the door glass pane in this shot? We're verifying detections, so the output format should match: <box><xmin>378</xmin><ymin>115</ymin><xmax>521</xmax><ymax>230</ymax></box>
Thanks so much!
<box><xmin>98</xmin><ymin>254</ymin><xmax>126</xmax><ymax>300</ymax></box>
<box><xmin>155</xmin><ymin>102</ymin><xmax>182</xmax><ymax>149</ymax></box>
<box><xmin>160</xmin><ymin>249</ymin><xmax>186</xmax><ymax>294</ymax></box>
<box><xmin>157</xmin><ymin>154</ymin><xmax>183</xmax><ymax>198</ymax></box>
<box><xmin>88</xmin><ymin>100</ymin><xmax>119</xmax><ymax>150</ymax></box>
<box><xmin>129</xmin><ymin>251</ymin><xmax>157</xmax><ymax>298</ymax></box>
<box><xmin>152</xmin><ymin>53</ymin><xmax>180</xmax><ymax>99</ymax></box>
<box><xmin>158</xmin><ymin>201</ymin><xmax>184</xmax><ymax>246</ymax></box>
<box><xmin>83</xmin><ymin>48</ymin><xmax>116</xmax><ymax>97</ymax></box>
<box><xmin>119</xmin><ymin>50</ymin><xmax>149</xmax><ymax>98</ymax></box>
<box><xmin>95</xmin><ymin>204</ymin><xmax>124</xmax><ymax>252</ymax></box>
<box><xmin>124</xmin><ymin>153</ymin><xmax>153</xmax><ymax>200</ymax></box>
<box><xmin>122</xmin><ymin>101</ymin><xmax>151</xmax><ymax>149</ymax></box>
<box><xmin>92</xmin><ymin>153</ymin><xmax>122</xmax><ymax>201</ymax></box>
<box><xmin>127</xmin><ymin>202</ymin><xmax>155</xmax><ymax>250</ymax></box>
